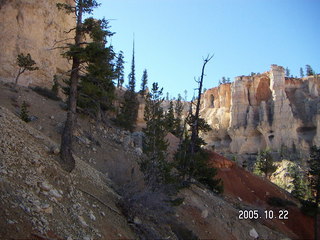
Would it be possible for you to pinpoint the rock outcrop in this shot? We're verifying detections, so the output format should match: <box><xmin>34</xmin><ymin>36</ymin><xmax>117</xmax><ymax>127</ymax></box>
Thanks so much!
<box><xmin>201</xmin><ymin>65</ymin><xmax>320</xmax><ymax>160</ymax></box>
<box><xmin>0</xmin><ymin>0</ymin><xmax>74</xmax><ymax>88</ymax></box>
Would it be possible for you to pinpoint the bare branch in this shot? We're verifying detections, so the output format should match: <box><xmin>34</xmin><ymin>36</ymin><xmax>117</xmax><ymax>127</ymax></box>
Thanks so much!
<box><xmin>64</xmin><ymin>27</ymin><xmax>77</xmax><ymax>34</ymax></box>
<box><xmin>53</xmin><ymin>38</ymin><xmax>74</xmax><ymax>47</ymax></box>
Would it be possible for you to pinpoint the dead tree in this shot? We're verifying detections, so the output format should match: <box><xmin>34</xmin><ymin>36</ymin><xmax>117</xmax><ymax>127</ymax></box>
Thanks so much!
<box><xmin>190</xmin><ymin>54</ymin><xmax>214</xmax><ymax>156</ymax></box>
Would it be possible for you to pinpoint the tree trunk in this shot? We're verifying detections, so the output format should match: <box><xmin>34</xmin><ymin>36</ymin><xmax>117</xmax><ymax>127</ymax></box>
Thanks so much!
<box><xmin>190</xmin><ymin>55</ymin><xmax>213</xmax><ymax>155</ymax></box>
<box><xmin>60</xmin><ymin>1</ymin><xmax>83</xmax><ymax>172</ymax></box>
<box><xmin>14</xmin><ymin>68</ymin><xmax>24</xmax><ymax>88</ymax></box>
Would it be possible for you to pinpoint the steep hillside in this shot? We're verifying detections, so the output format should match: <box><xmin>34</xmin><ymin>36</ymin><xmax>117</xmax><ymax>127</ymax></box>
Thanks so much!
<box><xmin>0</xmin><ymin>81</ymin><xmax>299</xmax><ymax>240</ymax></box>
<box><xmin>0</xmin><ymin>106</ymin><xmax>136</xmax><ymax>239</ymax></box>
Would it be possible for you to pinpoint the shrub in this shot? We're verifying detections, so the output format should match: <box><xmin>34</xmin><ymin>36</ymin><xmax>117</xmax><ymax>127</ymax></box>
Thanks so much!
<box><xmin>20</xmin><ymin>101</ymin><xmax>30</xmax><ymax>122</ymax></box>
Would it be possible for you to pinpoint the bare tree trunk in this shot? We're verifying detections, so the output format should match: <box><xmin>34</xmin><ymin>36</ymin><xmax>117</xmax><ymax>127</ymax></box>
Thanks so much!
<box><xmin>190</xmin><ymin>55</ymin><xmax>213</xmax><ymax>156</ymax></box>
<box><xmin>60</xmin><ymin>1</ymin><xmax>83</xmax><ymax>172</ymax></box>
<box><xmin>14</xmin><ymin>68</ymin><xmax>24</xmax><ymax>88</ymax></box>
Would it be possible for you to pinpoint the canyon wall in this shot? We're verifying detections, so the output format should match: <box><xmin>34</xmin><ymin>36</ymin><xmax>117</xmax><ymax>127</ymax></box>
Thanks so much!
<box><xmin>0</xmin><ymin>0</ymin><xmax>74</xmax><ymax>88</ymax></box>
<box><xmin>201</xmin><ymin>65</ymin><xmax>320</xmax><ymax>160</ymax></box>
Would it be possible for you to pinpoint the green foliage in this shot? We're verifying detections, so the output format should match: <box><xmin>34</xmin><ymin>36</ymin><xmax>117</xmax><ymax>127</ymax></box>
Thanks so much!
<box><xmin>300</xmin><ymin>67</ymin><xmax>304</xmax><ymax>78</ymax></box>
<box><xmin>116</xmin><ymin>91</ymin><xmax>139</xmax><ymax>131</ymax></box>
<box><xmin>17</xmin><ymin>53</ymin><xmax>38</xmax><ymax>71</ymax></box>
<box><xmin>174</xmin><ymin>94</ymin><xmax>184</xmax><ymax>138</ymax></box>
<box><xmin>15</xmin><ymin>53</ymin><xmax>39</xmax><ymax>86</ymax></box>
<box><xmin>116</xmin><ymin>43</ymin><xmax>138</xmax><ymax>130</ymax></box>
<box><xmin>141</xmin><ymin>82</ymin><xmax>175</xmax><ymax>189</ymax></box>
<box><xmin>306</xmin><ymin>64</ymin><xmax>315</xmax><ymax>76</ymax></box>
<box><xmin>56</xmin><ymin>0</ymin><xmax>100</xmax><ymax>15</ymax></box>
<box><xmin>254</xmin><ymin>149</ymin><xmax>277</xmax><ymax>179</ymax></box>
<box><xmin>61</xmin><ymin>17</ymin><xmax>116</xmax><ymax>119</ymax></box>
<box><xmin>20</xmin><ymin>101</ymin><xmax>30</xmax><ymax>122</ymax></box>
<box><xmin>289</xmin><ymin>165</ymin><xmax>310</xmax><ymax>200</ymax></box>
<box><xmin>165</xmin><ymin>101</ymin><xmax>175</xmax><ymax>134</ymax></box>
<box><xmin>308</xmin><ymin>146</ymin><xmax>320</xmax><ymax>206</ymax></box>
<box><xmin>32</xmin><ymin>86</ymin><xmax>61</xmax><ymax>101</ymax></box>
<box><xmin>174</xmin><ymin>135</ymin><xmax>223</xmax><ymax>193</ymax></box>
<box><xmin>285</xmin><ymin>67</ymin><xmax>290</xmax><ymax>77</ymax></box>
<box><xmin>115</xmin><ymin>51</ymin><xmax>125</xmax><ymax>88</ymax></box>
<box><xmin>140</xmin><ymin>69</ymin><xmax>148</xmax><ymax>96</ymax></box>
<box><xmin>127</xmin><ymin>42</ymin><xmax>136</xmax><ymax>92</ymax></box>
<box><xmin>51</xmin><ymin>75</ymin><xmax>59</xmax><ymax>96</ymax></box>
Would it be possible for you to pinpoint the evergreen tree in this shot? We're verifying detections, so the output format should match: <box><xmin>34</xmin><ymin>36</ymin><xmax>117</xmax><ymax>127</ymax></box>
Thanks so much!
<box><xmin>285</xmin><ymin>67</ymin><xmax>290</xmax><ymax>77</ymax></box>
<box><xmin>254</xmin><ymin>149</ymin><xmax>277</xmax><ymax>179</ymax></box>
<box><xmin>174</xmin><ymin>94</ymin><xmax>184</xmax><ymax>138</ymax></box>
<box><xmin>115</xmin><ymin>51</ymin><xmax>125</xmax><ymax>88</ymax></box>
<box><xmin>140</xmin><ymin>69</ymin><xmax>148</xmax><ymax>96</ymax></box>
<box><xmin>77</xmin><ymin>18</ymin><xmax>116</xmax><ymax>120</ymax></box>
<box><xmin>308</xmin><ymin>146</ymin><xmax>320</xmax><ymax>240</ymax></box>
<box><xmin>306</xmin><ymin>64</ymin><xmax>315</xmax><ymax>76</ymax></box>
<box><xmin>20</xmin><ymin>101</ymin><xmax>30</xmax><ymax>123</ymax></box>
<box><xmin>14</xmin><ymin>53</ymin><xmax>38</xmax><ymax>88</ymax></box>
<box><xmin>300</xmin><ymin>67</ymin><xmax>304</xmax><ymax>78</ymax></box>
<box><xmin>57</xmin><ymin>0</ymin><xmax>101</xmax><ymax>172</ymax></box>
<box><xmin>128</xmin><ymin>40</ymin><xmax>136</xmax><ymax>92</ymax></box>
<box><xmin>141</xmin><ymin>82</ymin><xmax>172</xmax><ymax>189</ymax></box>
<box><xmin>184</xmin><ymin>89</ymin><xmax>188</xmax><ymax>101</ymax></box>
<box><xmin>290</xmin><ymin>165</ymin><xmax>309</xmax><ymax>200</ymax></box>
<box><xmin>116</xmin><ymin>41</ymin><xmax>138</xmax><ymax>131</ymax></box>
<box><xmin>165</xmin><ymin>101</ymin><xmax>175</xmax><ymax>134</ymax></box>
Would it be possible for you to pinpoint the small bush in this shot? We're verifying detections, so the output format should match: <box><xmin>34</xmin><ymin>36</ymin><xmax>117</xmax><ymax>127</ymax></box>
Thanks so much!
<box><xmin>20</xmin><ymin>101</ymin><xmax>30</xmax><ymax>122</ymax></box>
<box><xmin>32</xmin><ymin>86</ymin><xmax>61</xmax><ymax>101</ymax></box>
<box><xmin>267</xmin><ymin>196</ymin><xmax>296</xmax><ymax>207</ymax></box>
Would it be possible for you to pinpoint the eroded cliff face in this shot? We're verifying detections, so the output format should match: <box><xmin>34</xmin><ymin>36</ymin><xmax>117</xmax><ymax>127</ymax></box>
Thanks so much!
<box><xmin>201</xmin><ymin>65</ymin><xmax>320</xmax><ymax>159</ymax></box>
<box><xmin>0</xmin><ymin>0</ymin><xmax>74</xmax><ymax>88</ymax></box>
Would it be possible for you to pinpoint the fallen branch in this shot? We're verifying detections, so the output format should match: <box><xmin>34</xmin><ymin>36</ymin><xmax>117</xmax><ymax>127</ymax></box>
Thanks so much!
<box><xmin>77</xmin><ymin>187</ymin><xmax>122</xmax><ymax>216</ymax></box>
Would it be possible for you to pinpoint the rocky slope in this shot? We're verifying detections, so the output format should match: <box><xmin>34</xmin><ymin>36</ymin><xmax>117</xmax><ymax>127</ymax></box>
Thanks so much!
<box><xmin>0</xmin><ymin>0</ymin><xmax>74</xmax><ymax>88</ymax></box>
<box><xmin>0</xmin><ymin>81</ymin><xmax>301</xmax><ymax>240</ymax></box>
<box><xmin>200</xmin><ymin>65</ymin><xmax>320</xmax><ymax>162</ymax></box>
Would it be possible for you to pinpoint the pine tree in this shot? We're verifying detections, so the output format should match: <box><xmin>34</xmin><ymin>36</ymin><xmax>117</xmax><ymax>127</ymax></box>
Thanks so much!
<box><xmin>174</xmin><ymin>94</ymin><xmax>184</xmax><ymax>138</ymax></box>
<box><xmin>116</xmin><ymin>41</ymin><xmax>138</xmax><ymax>131</ymax></box>
<box><xmin>115</xmin><ymin>51</ymin><xmax>125</xmax><ymax>88</ymax></box>
<box><xmin>308</xmin><ymin>146</ymin><xmax>320</xmax><ymax>240</ymax></box>
<box><xmin>14</xmin><ymin>53</ymin><xmax>38</xmax><ymax>88</ymax></box>
<box><xmin>140</xmin><ymin>69</ymin><xmax>148</xmax><ymax>96</ymax></box>
<box><xmin>300</xmin><ymin>67</ymin><xmax>304</xmax><ymax>78</ymax></box>
<box><xmin>290</xmin><ymin>166</ymin><xmax>308</xmax><ymax>200</ymax></box>
<box><xmin>254</xmin><ymin>149</ymin><xmax>277</xmax><ymax>179</ymax></box>
<box><xmin>57</xmin><ymin>0</ymin><xmax>101</xmax><ymax>172</ymax></box>
<box><xmin>77</xmin><ymin>18</ymin><xmax>116</xmax><ymax>120</ymax></box>
<box><xmin>306</xmin><ymin>64</ymin><xmax>315</xmax><ymax>76</ymax></box>
<box><xmin>141</xmin><ymin>82</ymin><xmax>172</xmax><ymax>189</ymax></box>
<box><xmin>285</xmin><ymin>67</ymin><xmax>290</xmax><ymax>77</ymax></box>
<box><xmin>128</xmin><ymin>40</ymin><xmax>136</xmax><ymax>92</ymax></box>
<box><xmin>165</xmin><ymin>101</ymin><xmax>175</xmax><ymax>134</ymax></box>
<box><xmin>20</xmin><ymin>101</ymin><xmax>30</xmax><ymax>123</ymax></box>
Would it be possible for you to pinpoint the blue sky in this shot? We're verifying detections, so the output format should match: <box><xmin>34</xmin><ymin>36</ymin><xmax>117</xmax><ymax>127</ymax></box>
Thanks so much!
<box><xmin>93</xmin><ymin>0</ymin><xmax>320</xmax><ymax>100</ymax></box>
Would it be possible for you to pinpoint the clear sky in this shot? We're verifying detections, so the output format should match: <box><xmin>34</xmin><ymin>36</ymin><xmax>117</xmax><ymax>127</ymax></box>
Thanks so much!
<box><xmin>93</xmin><ymin>0</ymin><xmax>320</xmax><ymax>100</ymax></box>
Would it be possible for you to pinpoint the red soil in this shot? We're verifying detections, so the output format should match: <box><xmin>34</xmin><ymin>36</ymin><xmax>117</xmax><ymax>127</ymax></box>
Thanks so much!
<box><xmin>208</xmin><ymin>152</ymin><xmax>314</xmax><ymax>240</ymax></box>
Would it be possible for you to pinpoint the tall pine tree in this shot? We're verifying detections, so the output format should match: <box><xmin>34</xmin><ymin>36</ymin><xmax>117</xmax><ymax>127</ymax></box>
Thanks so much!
<box><xmin>116</xmin><ymin>40</ymin><xmax>138</xmax><ymax>131</ymax></box>
<box><xmin>141</xmin><ymin>82</ymin><xmax>172</xmax><ymax>189</ymax></box>
<box><xmin>77</xmin><ymin>18</ymin><xmax>116</xmax><ymax>121</ymax></box>
<box><xmin>57</xmin><ymin>0</ymin><xmax>101</xmax><ymax>172</ymax></box>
